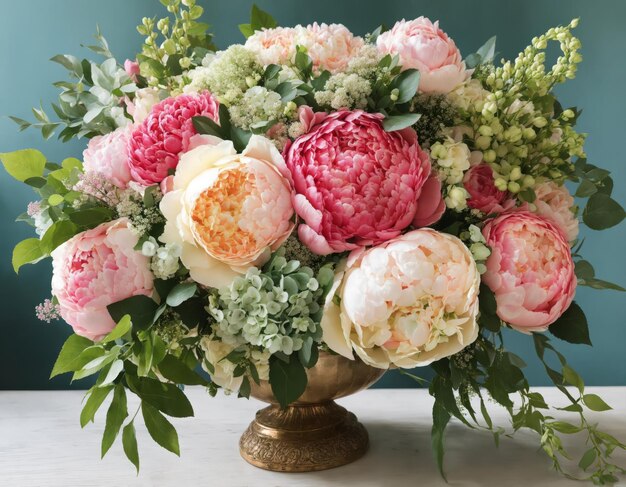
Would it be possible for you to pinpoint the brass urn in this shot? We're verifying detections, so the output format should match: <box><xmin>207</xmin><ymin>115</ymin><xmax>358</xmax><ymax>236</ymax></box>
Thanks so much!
<box><xmin>239</xmin><ymin>351</ymin><xmax>386</xmax><ymax>472</ymax></box>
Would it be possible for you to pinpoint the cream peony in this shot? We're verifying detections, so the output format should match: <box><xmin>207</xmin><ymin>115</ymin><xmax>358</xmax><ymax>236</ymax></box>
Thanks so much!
<box><xmin>159</xmin><ymin>135</ymin><xmax>294</xmax><ymax>288</ymax></box>
<box><xmin>321</xmin><ymin>229</ymin><xmax>480</xmax><ymax>369</ymax></box>
<box><xmin>532</xmin><ymin>181</ymin><xmax>579</xmax><ymax>242</ymax></box>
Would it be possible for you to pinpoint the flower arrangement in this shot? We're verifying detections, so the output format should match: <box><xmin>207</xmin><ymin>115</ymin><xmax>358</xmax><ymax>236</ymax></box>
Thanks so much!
<box><xmin>3</xmin><ymin>2</ymin><xmax>626</xmax><ymax>483</ymax></box>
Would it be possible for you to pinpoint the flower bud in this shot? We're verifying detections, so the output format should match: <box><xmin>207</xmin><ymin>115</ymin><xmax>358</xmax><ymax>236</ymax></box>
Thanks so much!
<box><xmin>509</xmin><ymin>166</ymin><xmax>522</xmax><ymax>181</ymax></box>
<box><xmin>533</xmin><ymin>117</ymin><xmax>548</xmax><ymax>128</ymax></box>
<box><xmin>507</xmin><ymin>181</ymin><xmax>521</xmax><ymax>193</ymax></box>
<box><xmin>475</xmin><ymin>135</ymin><xmax>492</xmax><ymax>150</ymax></box>
<box><xmin>494</xmin><ymin>178</ymin><xmax>508</xmax><ymax>191</ymax></box>
<box><xmin>483</xmin><ymin>149</ymin><xmax>496</xmax><ymax>163</ymax></box>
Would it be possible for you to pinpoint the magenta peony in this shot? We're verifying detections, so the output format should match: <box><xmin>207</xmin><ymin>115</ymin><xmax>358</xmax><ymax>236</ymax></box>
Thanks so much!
<box><xmin>127</xmin><ymin>91</ymin><xmax>220</xmax><ymax>185</ymax></box>
<box><xmin>51</xmin><ymin>219</ymin><xmax>154</xmax><ymax>341</ymax></box>
<box><xmin>463</xmin><ymin>163</ymin><xmax>514</xmax><ymax>214</ymax></box>
<box><xmin>482</xmin><ymin>211</ymin><xmax>576</xmax><ymax>332</ymax></box>
<box><xmin>377</xmin><ymin>17</ymin><xmax>469</xmax><ymax>94</ymax></box>
<box><xmin>283</xmin><ymin>108</ymin><xmax>440</xmax><ymax>254</ymax></box>
<box><xmin>83</xmin><ymin>125</ymin><xmax>133</xmax><ymax>188</ymax></box>
<box><xmin>321</xmin><ymin>229</ymin><xmax>480</xmax><ymax>368</ymax></box>
<box><xmin>532</xmin><ymin>181</ymin><xmax>579</xmax><ymax>242</ymax></box>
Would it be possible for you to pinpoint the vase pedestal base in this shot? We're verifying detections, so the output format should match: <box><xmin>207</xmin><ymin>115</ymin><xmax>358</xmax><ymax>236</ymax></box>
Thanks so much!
<box><xmin>239</xmin><ymin>400</ymin><xmax>369</xmax><ymax>472</ymax></box>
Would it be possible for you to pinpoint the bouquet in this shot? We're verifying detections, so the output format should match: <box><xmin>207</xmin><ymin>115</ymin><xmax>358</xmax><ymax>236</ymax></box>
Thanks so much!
<box><xmin>3</xmin><ymin>1</ymin><xmax>625</xmax><ymax>483</ymax></box>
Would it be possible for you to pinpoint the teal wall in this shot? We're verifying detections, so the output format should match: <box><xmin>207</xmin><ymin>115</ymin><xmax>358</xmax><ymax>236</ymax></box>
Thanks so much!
<box><xmin>1</xmin><ymin>0</ymin><xmax>624</xmax><ymax>390</ymax></box>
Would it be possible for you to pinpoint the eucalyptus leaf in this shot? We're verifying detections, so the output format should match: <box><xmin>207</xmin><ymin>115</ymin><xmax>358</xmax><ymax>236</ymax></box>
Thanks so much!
<box><xmin>382</xmin><ymin>113</ymin><xmax>421</xmax><ymax>132</ymax></box>
<box><xmin>549</xmin><ymin>302</ymin><xmax>591</xmax><ymax>345</ymax></box>
<box><xmin>583</xmin><ymin>193</ymin><xmax>625</xmax><ymax>230</ymax></box>
<box><xmin>166</xmin><ymin>282</ymin><xmax>197</xmax><ymax>307</ymax></box>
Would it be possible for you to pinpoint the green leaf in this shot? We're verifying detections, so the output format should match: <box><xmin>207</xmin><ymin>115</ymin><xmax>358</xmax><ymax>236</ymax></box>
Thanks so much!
<box><xmin>466</xmin><ymin>36</ymin><xmax>496</xmax><ymax>68</ymax></box>
<box><xmin>250</xmin><ymin>4</ymin><xmax>277</xmax><ymax>30</ymax></box>
<box><xmin>431</xmin><ymin>400</ymin><xmax>451</xmax><ymax>481</ymax></box>
<box><xmin>142</xmin><ymin>402</ymin><xmax>180</xmax><ymax>456</ymax></box>
<box><xmin>562</xmin><ymin>364</ymin><xmax>584</xmax><ymax>392</ymax></box>
<box><xmin>126</xmin><ymin>375</ymin><xmax>194</xmax><ymax>418</ymax></box>
<box><xmin>582</xmin><ymin>193</ymin><xmax>625</xmax><ymax>230</ymax></box>
<box><xmin>48</xmin><ymin>194</ymin><xmax>64</xmax><ymax>206</ymax></box>
<box><xmin>391</xmin><ymin>69</ymin><xmax>420</xmax><ymax>104</ymax></box>
<box><xmin>269</xmin><ymin>356</ymin><xmax>308</xmax><ymax>408</ymax></box>
<box><xmin>238</xmin><ymin>376</ymin><xmax>251</xmax><ymax>399</ymax></box>
<box><xmin>298</xmin><ymin>338</ymin><xmax>319</xmax><ymax>368</ymax></box>
<box><xmin>582</xmin><ymin>393</ymin><xmax>612</xmax><ymax>412</ymax></box>
<box><xmin>575</xmin><ymin>179</ymin><xmax>597</xmax><ymax>198</ymax></box>
<box><xmin>40</xmin><ymin>220</ymin><xmax>79</xmax><ymax>254</ymax></box>
<box><xmin>50</xmin><ymin>334</ymin><xmax>94</xmax><ymax>378</ymax></box>
<box><xmin>382</xmin><ymin>113</ymin><xmax>421</xmax><ymax>132</ymax></box>
<box><xmin>80</xmin><ymin>385</ymin><xmax>114</xmax><ymax>427</ymax></box>
<box><xmin>578</xmin><ymin>448</ymin><xmax>597</xmax><ymax>471</ymax></box>
<box><xmin>122</xmin><ymin>421</ymin><xmax>140</xmax><ymax>473</ymax></box>
<box><xmin>158</xmin><ymin>355</ymin><xmax>208</xmax><ymax>386</ymax></box>
<box><xmin>12</xmin><ymin>238</ymin><xmax>45</xmax><ymax>273</ymax></box>
<box><xmin>68</xmin><ymin>207</ymin><xmax>115</xmax><ymax>227</ymax></box>
<box><xmin>107</xmin><ymin>295</ymin><xmax>158</xmax><ymax>331</ymax></box>
<box><xmin>0</xmin><ymin>149</ymin><xmax>46</xmax><ymax>182</ymax></box>
<box><xmin>230</xmin><ymin>127</ymin><xmax>252</xmax><ymax>152</ymax></box>
<box><xmin>24</xmin><ymin>176</ymin><xmax>47</xmax><ymax>188</ymax></box>
<box><xmin>166</xmin><ymin>282</ymin><xmax>197</xmax><ymax>307</ymax></box>
<box><xmin>101</xmin><ymin>384</ymin><xmax>128</xmax><ymax>458</ymax></box>
<box><xmin>101</xmin><ymin>315</ymin><xmax>132</xmax><ymax>344</ymax></box>
<box><xmin>550</xmin><ymin>421</ymin><xmax>581</xmax><ymax>434</ymax></box>
<box><xmin>238</xmin><ymin>23</ymin><xmax>254</xmax><ymax>38</ymax></box>
<box><xmin>574</xmin><ymin>260</ymin><xmax>595</xmax><ymax>280</ymax></box>
<box><xmin>548</xmin><ymin>302</ymin><xmax>591</xmax><ymax>345</ymax></box>
<box><xmin>192</xmin><ymin>115</ymin><xmax>223</xmax><ymax>138</ymax></box>
<box><xmin>580</xmin><ymin>277</ymin><xmax>626</xmax><ymax>292</ymax></box>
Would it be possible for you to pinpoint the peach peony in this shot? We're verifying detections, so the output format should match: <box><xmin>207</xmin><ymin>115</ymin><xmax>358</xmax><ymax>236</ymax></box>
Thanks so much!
<box><xmin>284</xmin><ymin>108</ymin><xmax>441</xmax><ymax>255</ymax></box>
<box><xmin>51</xmin><ymin>219</ymin><xmax>154</xmax><ymax>341</ymax></box>
<box><xmin>482</xmin><ymin>211</ymin><xmax>576</xmax><ymax>332</ymax></box>
<box><xmin>377</xmin><ymin>17</ymin><xmax>469</xmax><ymax>93</ymax></box>
<box><xmin>159</xmin><ymin>135</ymin><xmax>294</xmax><ymax>288</ymax></box>
<box><xmin>532</xmin><ymin>181</ymin><xmax>579</xmax><ymax>242</ymax></box>
<box><xmin>244</xmin><ymin>27</ymin><xmax>298</xmax><ymax>66</ymax></box>
<box><xmin>82</xmin><ymin>125</ymin><xmax>133</xmax><ymax>189</ymax></box>
<box><xmin>321</xmin><ymin>229</ymin><xmax>480</xmax><ymax>369</ymax></box>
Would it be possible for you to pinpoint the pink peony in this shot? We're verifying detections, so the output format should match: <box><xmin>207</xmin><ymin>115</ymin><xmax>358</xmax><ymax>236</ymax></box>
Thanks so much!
<box><xmin>482</xmin><ymin>211</ymin><xmax>576</xmax><ymax>332</ymax></box>
<box><xmin>83</xmin><ymin>125</ymin><xmax>133</xmax><ymax>188</ymax></box>
<box><xmin>463</xmin><ymin>163</ymin><xmax>513</xmax><ymax>214</ymax></box>
<box><xmin>128</xmin><ymin>92</ymin><xmax>220</xmax><ymax>185</ymax></box>
<box><xmin>377</xmin><ymin>17</ymin><xmax>469</xmax><ymax>94</ymax></box>
<box><xmin>321</xmin><ymin>229</ymin><xmax>480</xmax><ymax>368</ymax></box>
<box><xmin>284</xmin><ymin>108</ymin><xmax>439</xmax><ymax>254</ymax></box>
<box><xmin>245</xmin><ymin>24</ymin><xmax>363</xmax><ymax>73</ymax></box>
<box><xmin>124</xmin><ymin>59</ymin><xmax>140</xmax><ymax>82</ymax></box>
<box><xmin>532</xmin><ymin>181</ymin><xmax>579</xmax><ymax>242</ymax></box>
<box><xmin>51</xmin><ymin>219</ymin><xmax>154</xmax><ymax>341</ymax></box>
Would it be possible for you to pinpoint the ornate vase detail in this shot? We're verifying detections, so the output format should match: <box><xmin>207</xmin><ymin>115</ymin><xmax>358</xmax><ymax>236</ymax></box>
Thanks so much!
<box><xmin>239</xmin><ymin>351</ymin><xmax>386</xmax><ymax>472</ymax></box>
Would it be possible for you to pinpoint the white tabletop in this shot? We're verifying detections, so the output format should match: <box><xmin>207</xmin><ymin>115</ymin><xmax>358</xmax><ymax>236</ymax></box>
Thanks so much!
<box><xmin>0</xmin><ymin>387</ymin><xmax>624</xmax><ymax>486</ymax></box>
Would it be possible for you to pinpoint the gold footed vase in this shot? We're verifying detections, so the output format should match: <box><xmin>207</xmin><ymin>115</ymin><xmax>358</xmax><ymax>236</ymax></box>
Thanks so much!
<box><xmin>239</xmin><ymin>352</ymin><xmax>386</xmax><ymax>472</ymax></box>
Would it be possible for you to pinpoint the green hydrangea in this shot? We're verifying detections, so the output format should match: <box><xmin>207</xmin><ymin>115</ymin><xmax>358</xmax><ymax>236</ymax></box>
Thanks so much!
<box><xmin>207</xmin><ymin>250</ymin><xmax>335</xmax><ymax>356</ymax></box>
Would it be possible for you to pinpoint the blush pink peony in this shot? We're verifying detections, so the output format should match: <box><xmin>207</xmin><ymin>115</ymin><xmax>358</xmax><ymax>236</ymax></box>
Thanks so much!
<box><xmin>128</xmin><ymin>91</ymin><xmax>220</xmax><ymax>185</ymax></box>
<box><xmin>284</xmin><ymin>108</ymin><xmax>441</xmax><ymax>255</ymax></box>
<box><xmin>321</xmin><ymin>229</ymin><xmax>480</xmax><ymax>368</ymax></box>
<box><xmin>245</xmin><ymin>23</ymin><xmax>363</xmax><ymax>73</ymax></box>
<box><xmin>463</xmin><ymin>163</ymin><xmax>514</xmax><ymax>214</ymax></box>
<box><xmin>377</xmin><ymin>17</ymin><xmax>469</xmax><ymax>94</ymax></box>
<box><xmin>532</xmin><ymin>181</ymin><xmax>579</xmax><ymax>242</ymax></box>
<box><xmin>51</xmin><ymin>219</ymin><xmax>154</xmax><ymax>341</ymax></box>
<box><xmin>83</xmin><ymin>125</ymin><xmax>133</xmax><ymax>188</ymax></box>
<box><xmin>482</xmin><ymin>211</ymin><xmax>576</xmax><ymax>332</ymax></box>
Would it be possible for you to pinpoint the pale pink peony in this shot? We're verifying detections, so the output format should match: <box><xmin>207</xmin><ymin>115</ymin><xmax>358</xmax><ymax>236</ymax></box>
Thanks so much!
<box><xmin>321</xmin><ymin>229</ymin><xmax>480</xmax><ymax>368</ymax></box>
<box><xmin>463</xmin><ymin>163</ymin><xmax>514</xmax><ymax>214</ymax></box>
<box><xmin>124</xmin><ymin>59</ymin><xmax>140</xmax><ymax>82</ymax></box>
<box><xmin>284</xmin><ymin>108</ymin><xmax>439</xmax><ymax>255</ymax></box>
<box><xmin>160</xmin><ymin>135</ymin><xmax>294</xmax><ymax>288</ymax></box>
<box><xmin>244</xmin><ymin>27</ymin><xmax>298</xmax><ymax>66</ymax></box>
<box><xmin>51</xmin><ymin>219</ymin><xmax>154</xmax><ymax>341</ymax></box>
<box><xmin>245</xmin><ymin>24</ymin><xmax>363</xmax><ymax>73</ymax></box>
<box><xmin>295</xmin><ymin>23</ymin><xmax>364</xmax><ymax>73</ymax></box>
<box><xmin>482</xmin><ymin>211</ymin><xmax>576</xmax><ymax>332</ymax></box>
<box><xmin>532</xmin><ymin>181</ymin><xmax>579</xmax><ymax>242</ymax></box>
<box><xmin>83</xmin><ymin>125</ymin><xmax>133</xmax><ymax>188</ymax></box>
<box><xmin>377</xmin><ymin>17</ymin><xmax>469</xmax><ymax>93</ymax></box>
<box><xmin>128</xmin><ymin>91</ymin><xmax>220</xmax><ymax>185</ymax></box>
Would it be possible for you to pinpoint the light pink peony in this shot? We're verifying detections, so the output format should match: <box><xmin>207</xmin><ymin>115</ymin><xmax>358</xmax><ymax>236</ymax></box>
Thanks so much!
<box><xmin>51</xmin><ymin>219</ymin><xmax>154</xmax><ymax>341</ymax></box>
<box><xmin>482</xmin><ymin>211</ymin><xmax>576</xmax><ymax>332</ymax></box>
<box><xmin>124</xmin><ymin>59</ymin><xmax>140</xmax><ymax>82</ymax></box>
<box><xmin>463</xmin><ymin>163</ymin><xmax>514</xmax><ymax>214</ymax></box>
<box><xmin>83</xmin><ymin>125</ymin><xmax>133</xmax><ymax>188</ymax></box>
<box><xmin>532</xmin><ymin>181</ymin><xmax>579</xmax><ymax>242</ymax></box>
<box><xmin>244</xmin><ymin>27</ymin><xmax>298</xmax><ymax>66</ymax></box>
<box><xmin>377</xmin><ymin>17</ymin><xmax>469</xmax><ymax>93</ymax></box>
<box><xmin>284</xmin><ymin>108</ymin><xmax>440</xmax><ymax>255</ymax></box>
<box><xmin>321</xmin><ymin>229</ymin><xmax>480</xmax><ymax>368</ymax></box>
<box><xmin>245</xmin><ymin>24</ymin><xmax>363</xmax><ymax>73</ymax></box>
<box><xmin>128</xmin><ymin>91</ymin><xmax>220</xmax><ymax>185</ymax></box>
